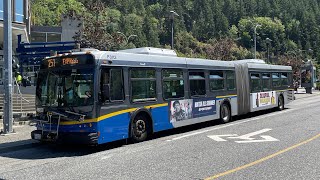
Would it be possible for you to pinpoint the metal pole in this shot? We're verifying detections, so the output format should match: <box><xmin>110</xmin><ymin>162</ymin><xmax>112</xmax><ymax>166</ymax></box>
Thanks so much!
<box><xmin>254</xmin><ymin>24</ymin><xmax>261</xmax><ymax>59</ymax></box>
<box><xmin>254</xmin><ymin>26</ymin><xmax>257</xmax><ymax>59</ymax></box>
<box><xmin>171</xmin><ymin>18</ymin><xmax>174</xmax><ymax>50</ymax></box>
<box><xmin>3</xmin><ymin>0</ymin><xmax>14</xmax><ymax>133</ymax></box>
<box><xmin>267</xmin><ymin>45</ymin><xmax>269</xmax><ymax>62</ymax></box>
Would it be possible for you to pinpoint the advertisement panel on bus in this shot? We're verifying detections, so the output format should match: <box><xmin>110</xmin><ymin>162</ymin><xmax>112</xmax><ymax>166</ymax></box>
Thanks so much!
<box><xmin>252</xmin><ymin>91</ymin><xmax>277</xmax><ymax>109</ymax></box>
<box><xmin>169</xmin><ymin>97</ymin><xmax>216</xmax><ymax>122</ymax></box>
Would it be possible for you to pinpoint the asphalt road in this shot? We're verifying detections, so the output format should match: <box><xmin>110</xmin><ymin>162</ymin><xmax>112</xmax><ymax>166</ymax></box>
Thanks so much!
<box><xmin>0</xmin><ymin>94</ymin><xmax>319</xmax><ymax>180</ymax></box>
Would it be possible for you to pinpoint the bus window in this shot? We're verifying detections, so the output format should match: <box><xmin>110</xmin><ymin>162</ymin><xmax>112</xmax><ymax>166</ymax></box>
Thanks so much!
<box><xmin>280</xmin><ymin>72</ymin><xmax>288</xmax><ymax>86</ymax></box>
<box><xmin>250</xmin><ymin>73</ymin><xmax>261</xmax><ymax>92</ymax></box>
<box><xmin>272</xmin><ymin>73</ymin><xmax>281</xmax><ymax>87</ymax></box>
<box><xmin>100</xmin><ymin>68</ymin><xmax>124</xmax><ymax>102</ymax></box>
<box><xmin>162</xmin><ymin>69</ymin><xmax>184</xmax><ymax>99</ymax></box>
<box><xmin>131</xmin><ymin>68</ymin><xmax>156</xmax><ymax>102</ymax></box>
<box><xmin>209</xmin><ymin>71</ymin><xmax>224</xmax><ymax>91</ymax></box>
<box><xmin>110</xmin><ymin>69</ymin><xmax>124</xmax><ymax>101</ymax></box>
<box><xmin>226</xmin><ymin>71</ymin><xmax>236</xmax><ymax>91</ymax></box>
<box><xmin>262</xmin><ymin>73</ymin><xmax>271</xmax><ymax>91</ymax></box>
<box><xmin>189</xmin><ymin>71</ymin><xmax>206</xmax><ymax>96</ymax></box>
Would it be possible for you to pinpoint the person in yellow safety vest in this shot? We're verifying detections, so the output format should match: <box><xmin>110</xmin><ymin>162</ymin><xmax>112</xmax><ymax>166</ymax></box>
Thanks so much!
<box><xmin>16</xmin><ymin>73</ymin><xmax>22</xmax><ymax>86</ymax></box>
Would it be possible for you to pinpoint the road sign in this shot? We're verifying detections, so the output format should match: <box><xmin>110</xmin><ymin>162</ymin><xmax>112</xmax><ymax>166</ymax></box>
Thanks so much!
<box><xmin>207</xmin><ymin>129</ymin><xmax>279</xmax><ymax>143</ymax></box>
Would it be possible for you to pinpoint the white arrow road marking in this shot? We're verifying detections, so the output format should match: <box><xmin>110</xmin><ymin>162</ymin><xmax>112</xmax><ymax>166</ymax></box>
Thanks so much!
<box><xmin>207</xmin><ymin>134</ymin><xmax>238</xmax><ymax>141</ymax></box>
<box><xmin>228</xmin><ymin>128</ymin><xmax>272</xmax><ymax>140</ymax></box>
<box><xmin>207</xmin><ymin>129</ymin><xmax>279</xmax><ymax>143</ymax></box>
<box><xmin>235</xmin><ymin>135</ymin><xmax>279</xmax><ymax>143</ymax></box>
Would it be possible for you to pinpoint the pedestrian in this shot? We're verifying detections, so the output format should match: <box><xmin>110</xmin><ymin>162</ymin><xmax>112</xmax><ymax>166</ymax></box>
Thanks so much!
<box><xmin>16</xmin><ymin>72</ymin><xmax>22</xmax><ymax>86</ymax></box>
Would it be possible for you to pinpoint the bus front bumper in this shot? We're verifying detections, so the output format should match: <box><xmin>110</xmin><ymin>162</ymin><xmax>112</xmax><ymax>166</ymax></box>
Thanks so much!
<box><xmin>31</xmin><ymin>130</ymin><xmax>98</xmax><ymax>145</ymax></box>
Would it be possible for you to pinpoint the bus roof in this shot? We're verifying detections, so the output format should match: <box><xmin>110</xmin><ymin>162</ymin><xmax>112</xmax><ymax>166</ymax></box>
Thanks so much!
<box><xmin>118</xmin><ymin>47</ymin><xmax>178</xmax><ymax>57</ymax></box>
<box><xmin>67</xmin><ymin>48</ymin><xmax>292</xmax><ymax>71</ymax></box>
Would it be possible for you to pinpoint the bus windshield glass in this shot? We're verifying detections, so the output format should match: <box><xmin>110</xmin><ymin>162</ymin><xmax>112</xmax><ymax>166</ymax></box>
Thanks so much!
<box><xmin>36</xmin><ymin>68</ymin><xmax>94</xmax><ymax>107</ymax></box>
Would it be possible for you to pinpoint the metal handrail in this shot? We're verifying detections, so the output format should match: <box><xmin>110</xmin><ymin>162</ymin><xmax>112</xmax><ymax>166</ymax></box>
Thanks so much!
<box><xmin>14</xmin><ymin>78</ymin><xmax>30</xmax><ymax>104</ymax></box>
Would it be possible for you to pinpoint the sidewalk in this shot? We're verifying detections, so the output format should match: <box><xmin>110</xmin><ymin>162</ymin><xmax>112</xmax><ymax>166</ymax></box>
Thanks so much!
<box><xmin>0</xmin><ymin>124</ymin><xmax>37</xmax><ymax>152</ymax></box>
<box><xmin>294</xmin><ymin>88</ymin><xmax>320</xmax><ymax>99</ymax></box>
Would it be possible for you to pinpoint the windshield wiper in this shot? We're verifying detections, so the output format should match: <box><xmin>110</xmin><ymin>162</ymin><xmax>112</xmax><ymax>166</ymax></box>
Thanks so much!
<box><xmin>65</xmin><ymin>110</ymin><xmax>86</xmax><ymax>121</ymax></box>
<box><xmin>47</xmin><ymin>109</ymin><xmax>86</xmax><ymax>121</ymax></box>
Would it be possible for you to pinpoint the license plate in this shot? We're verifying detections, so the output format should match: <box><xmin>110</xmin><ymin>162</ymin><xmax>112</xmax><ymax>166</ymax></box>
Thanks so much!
<box><xmin>34</xmin><ymin>133</ymin><xmax>42</xmax><ymax>140</ymax></box>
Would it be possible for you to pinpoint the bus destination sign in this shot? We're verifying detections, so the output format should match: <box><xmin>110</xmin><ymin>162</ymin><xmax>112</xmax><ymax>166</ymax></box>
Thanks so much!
<box><xmin>41</xmin><ymin>55</ymin><xmax>94</xmax><ymax>69</ymax></box>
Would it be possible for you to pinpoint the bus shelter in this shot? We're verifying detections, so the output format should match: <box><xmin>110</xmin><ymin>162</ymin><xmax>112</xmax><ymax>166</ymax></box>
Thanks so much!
<box><xmin>300</xmin><ymin>60</ymin><xmax>317</xmax><ymax>94</ymax></box>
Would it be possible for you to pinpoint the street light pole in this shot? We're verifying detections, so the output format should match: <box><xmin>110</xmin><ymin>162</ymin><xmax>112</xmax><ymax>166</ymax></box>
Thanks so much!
<box><xmin>127</xmin><ymin>34</ymin><xmax>137</xmax><ymax>43</ymax></box>
<box><xmin>254</xmin><ymin>24</ymin><xmax>261</xmax><ymax>59</ymax></box>
<box><xmin>169</xmin><ymin>11</ymin><xmax>179</xmax><ymax>50</ymax></box>
<box><xmin>266</xmin><ymin>37</ymin><xmax>272</xmax><ymax>63</ymax></box>
<box><xmin>3</xmin><ymin>0</ymin><xmax>13</xmax><ymax>134</ymax></box>
<box><xmin>117</xmin><ymin>32</ymin><xmax>137</xmax><ymax>45</ymax></box>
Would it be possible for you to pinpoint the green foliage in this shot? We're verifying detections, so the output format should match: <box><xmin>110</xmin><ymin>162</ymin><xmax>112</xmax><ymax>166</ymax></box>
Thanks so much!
<box><xmin>31</xmin><ymin>0</ymin><xmax>84</xmax><ymax>26</ymax></box>
<box><xmin>31</xmin><ymin>0</ymin><xmax>320</xmax><ymax>66</ymax></box>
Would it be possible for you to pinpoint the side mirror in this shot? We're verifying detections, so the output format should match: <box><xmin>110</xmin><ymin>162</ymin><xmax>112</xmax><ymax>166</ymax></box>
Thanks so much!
<box><xmin>101</xmin><ymin>84</ymin><xmax>110</xmax><ymax>102</ymax></box>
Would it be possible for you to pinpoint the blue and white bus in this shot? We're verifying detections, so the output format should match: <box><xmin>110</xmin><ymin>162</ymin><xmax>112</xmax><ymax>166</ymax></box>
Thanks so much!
<box><xmin>32</xmin><ymin>47</ymin><xmax>294</xmax><ymax>144</ymax></box>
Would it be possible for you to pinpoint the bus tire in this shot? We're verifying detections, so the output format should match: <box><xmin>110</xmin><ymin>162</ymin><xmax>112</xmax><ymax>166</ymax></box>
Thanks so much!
<box><xmin>220</xmin><ymin>103</ymin><xmax>231</xmax><ymax>123</ymax></box>
<box><xmin>131</xmin><ymin>115</ymin><xmax>149</xmax><ymax>143</ymax></box>
<box><xmin>278</xmin><ymin>95</ymin><xmax>284</xmax><ymax>111</ymax></box>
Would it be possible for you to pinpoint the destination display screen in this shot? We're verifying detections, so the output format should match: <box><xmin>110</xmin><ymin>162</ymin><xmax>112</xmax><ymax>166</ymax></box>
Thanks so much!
<box><xmin>40</xmin><ymin>54</ymin><xmax>95</xmax><ymax>69</ymax></box>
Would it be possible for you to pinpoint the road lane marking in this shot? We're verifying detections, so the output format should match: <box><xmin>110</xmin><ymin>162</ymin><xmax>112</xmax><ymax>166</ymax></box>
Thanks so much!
<box><xmin>204</xmin><ymin>133</ymin><xmax>320</xmax><ymax>180</ymax></box>
<box><xmin>207</xmin><ymin>134</ymin><xmax>238</xmax><ymax>141</ymax></box>
<box><xmin>167</xmin><ymin>109</ymin><xmax>294</xmax><ymax>141</ymax></box>
<box><xmin>207</xmin><ymin>129</ymin><xmax>279</xmax><ymax>143</ymax></box>
<box><xmin>235</xmin><ymin>135</ymin><xmax>279</xmax><ymax>143</ymax></box>
<box><xmin>228</xmin><ymin>128</ymin><xmax>273</xmax><ymax>140</ymax></box>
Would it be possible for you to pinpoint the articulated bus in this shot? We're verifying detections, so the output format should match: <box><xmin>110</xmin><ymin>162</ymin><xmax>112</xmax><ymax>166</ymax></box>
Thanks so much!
<box><xmin>32</xmin><ymin>47</ymin><xmax>294</xmax><ymax>144</ymax></box>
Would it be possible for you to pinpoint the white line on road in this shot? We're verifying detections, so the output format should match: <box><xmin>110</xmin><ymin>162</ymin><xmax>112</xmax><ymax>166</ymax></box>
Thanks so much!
<box><xmin>207</xmin><ymin>134</ymin><xmax>238</xmax><ymax>141</ymax></box>
<box><xmin>167</xmin><ymin>109</ymin><xmax>295</xmax><ymax>142</ymax></box>
<box><xmin>235</xmin><ymin>135</ymin><xmax>279</xmax><ymax>143</ymax></box>
<box><xmin>228</xmin><ymin>128</ymin><xmax>272</xmax><ymax>140</ymax></box>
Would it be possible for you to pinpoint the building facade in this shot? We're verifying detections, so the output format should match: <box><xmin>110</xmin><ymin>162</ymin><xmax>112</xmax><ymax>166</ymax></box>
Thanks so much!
<box><xmin>0</xmin><ymin>0</ymin><xmax>30</xmax><ymax>84</ymax></box>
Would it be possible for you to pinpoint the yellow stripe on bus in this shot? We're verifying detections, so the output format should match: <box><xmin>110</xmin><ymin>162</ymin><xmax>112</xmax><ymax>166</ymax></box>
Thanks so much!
<box><xmin>216</xmin><ymin>95</ymin><xmax>237</xmax><ymax>99</ymax></box>
<box><xmin>145</xmin><ymin>103</ymin><xmax>168</xmax><ymax>109</ymax></box>
<box><xmin>59</xmin><ymin>103</ymin><xmax>168</xmax><ymax>125</ymax></box>
<box><xmin>97</xmin><ymin>108</ymin><xmax>138</xmax><ymax>121</ymax></box>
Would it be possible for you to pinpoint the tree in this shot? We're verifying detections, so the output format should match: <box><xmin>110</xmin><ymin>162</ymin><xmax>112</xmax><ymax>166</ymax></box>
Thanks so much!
<box><xmin>73</xmin><ymin>0</ymin><xmax>116</xmax><ymax>50</ymax></box>
<box><xmin>31</xmin><ymin>0</ymin><xmax>84</xmax><ymax>26</ymax></box>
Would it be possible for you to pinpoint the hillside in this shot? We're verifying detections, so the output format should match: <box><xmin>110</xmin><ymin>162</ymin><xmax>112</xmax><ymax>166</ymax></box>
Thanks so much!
<box><xmin>31</xmin><ymin>0</ymin><xmax>320</xmax><ymax>74</ymax></box>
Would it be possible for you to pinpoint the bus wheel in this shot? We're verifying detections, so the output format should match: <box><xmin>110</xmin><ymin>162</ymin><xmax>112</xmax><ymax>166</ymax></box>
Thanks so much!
<box><xmin>131</xmin><ymin>115</ymin><xmax>148</xmax><ymax>143</ymax></box>
<box><xmin>220</xmin><ymin>103</ymin><xmax>231</xmax><ymax>123</ymax></box>
<box><xmin>278</xmin><ymin>96</ymin><xmax>284</xmax><ymax>111</ymax></box>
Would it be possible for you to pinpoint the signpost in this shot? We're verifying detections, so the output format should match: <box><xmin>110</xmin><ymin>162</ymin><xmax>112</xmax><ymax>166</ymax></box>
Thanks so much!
<box><xmin>3</xmin><ymin>0</ymin><xmax>13</xmax><ymax>134</ymax></box>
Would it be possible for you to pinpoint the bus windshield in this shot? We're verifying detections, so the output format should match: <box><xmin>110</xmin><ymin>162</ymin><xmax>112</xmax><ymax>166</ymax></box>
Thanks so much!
<box><xmin>36</xmin><ymin>68</ymin><xmax>94</xmax><ymax>107</ymax></box>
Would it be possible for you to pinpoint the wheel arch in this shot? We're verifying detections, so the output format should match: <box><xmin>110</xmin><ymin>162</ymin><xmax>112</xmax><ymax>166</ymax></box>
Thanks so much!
<box><xmin>128</xmin><ymin>108</ymin><xmax>154</xmax><ymax>138</ymax></box>
<box><xmin>219</xmin><ymin>98</ymin><xmax>232</xmax><ymax>123</ymax></box>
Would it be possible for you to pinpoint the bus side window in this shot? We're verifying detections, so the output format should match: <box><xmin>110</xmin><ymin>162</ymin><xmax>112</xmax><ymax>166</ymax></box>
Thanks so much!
<box><xmin>100</xmin><ymin>68</ymin><xmax>124</xmax><ymax>102</ymax></box>
<box><xmin>226</xmin><ymin>71</ymin><xmax>236</xmax><ymax>91</ymax></box>
<box><xmin>209</xmin><ymin>71</ymin><xmax>224</xmax><ymax>91</ymax></box>
<box><xmin>100</xmin><ymin>69</ymin><xmax>110</xmax><ymax>102</ymax></box>
<box><xmin>130</xmin><ymin>68</ymin><xmax>157</xmax><ymax>102</ymax></box>
<box><xmin>280</xmin><ymin>72</ymin><xmax>288</xmax><ymax>87</ymax></box>
<box><xmin>162</xmin><ymin>69</ymin><xmax>184</xmax><ymax>99</ymax></box>
<box><xmin>110</xmin><ymin>69</ymin><xmax>124</xmax><ymax>101</ymax></box>
<box><xmin>189</xmin><ymin>71</ymin><xmax>206</xmax><ymax>96</ymax></box>
<box><xmin>250</xmin><ymin>73</ymin><xmax>261</xmax><ymax>92</ymax></box>
<box><xmin>262</xmin><ymin>73</ymin><xmax>271</xmax><ymax>91</ymax></box>
<box><xmin>272</xmin><ymin>73</ymin><xmax>281</xmax><ymax>88</ymax></box>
